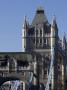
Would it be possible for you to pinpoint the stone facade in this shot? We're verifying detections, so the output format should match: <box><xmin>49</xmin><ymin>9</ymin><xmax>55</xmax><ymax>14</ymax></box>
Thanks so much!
<box><xmin>0</xmin><ymin>7</ymin><xmax>67</xmax><ymax>90</ymax></box>
<box><xmin>22</xmin><ymin>7</ymin><xmax>67</xmax><ymax>90</ymax></box>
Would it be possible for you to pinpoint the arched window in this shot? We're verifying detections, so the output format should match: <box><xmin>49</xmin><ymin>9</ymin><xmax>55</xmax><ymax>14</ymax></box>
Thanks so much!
<box><xmin>36</xmin><ymin>29</ymin><xmax>38</xmax><ymax>36</ymax></box>
<box><xmin>9</xmin><ymin>57</ymin><xmax>17</xmax><ymax>72</ymax></box>
<box><xmin>40</xmin><ymin>38</ymin><xmax>42</xmax><ymax>44</ymax></box>
<box><xmin>40</xmin><ymin>29</ymin><xmax>42</xmax><ymax>36</ymax></box>
<box><xmin>44</xmin><ymin>38</ymin><xmax>47</xmax><ymax>45</ymax></box>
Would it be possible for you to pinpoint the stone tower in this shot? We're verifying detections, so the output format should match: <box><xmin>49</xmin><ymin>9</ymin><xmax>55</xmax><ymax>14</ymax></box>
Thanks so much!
<box><xmin>23</xmin><ymin>7</ymin><xmax>51</xmax><ymax>52</ymax></box>
<box><xmin>22</xmin><ymin>7</ymin><xmax>67</xmax><ymax>90</ymax></box>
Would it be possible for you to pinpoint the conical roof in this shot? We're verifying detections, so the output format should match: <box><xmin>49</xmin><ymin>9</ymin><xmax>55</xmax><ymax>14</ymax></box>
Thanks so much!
<box><xmin>32</xmin><ymin>6</ymin><xmax>48</xmax><ymax>27</ymax></box>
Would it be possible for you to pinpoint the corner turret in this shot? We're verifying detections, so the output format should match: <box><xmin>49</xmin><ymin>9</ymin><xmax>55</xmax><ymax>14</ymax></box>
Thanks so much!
<box><xmin>62</xmin><ymin>33</ymin><xmax>66</xmax><ymax>50</ymax></box>
<box><xmin>23</xmin><ymin>16</ymin><xmax>29</xmax><ymax>29</ymax></box>
<box><xmin>22</xmin><ymin>16</ymin><xmax>29</xmax><ymax>51</ymax></box>
<box><xmin>51</xmin><ymin>16</ymin><xmax>58</xmax><ymax>47</ymax></box>
<box><xmin>51</xmin><ymin>16</ymin><xmax>58</xmax><ymax>37</ymax></box>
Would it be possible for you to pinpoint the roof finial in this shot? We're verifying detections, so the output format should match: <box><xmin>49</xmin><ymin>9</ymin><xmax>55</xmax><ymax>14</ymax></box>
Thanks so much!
<box><xmin>24</xmin><ymin>15</ymin><xmax>28</xmax><ymax>24</ymax></box>
<box><xmin>62</xmin><ymin>32</ymin><xmax>67</xmax><ymax>49</ymax></box>
<box><xmin>23</xmin><ymin>15</ymin><xmax>29</xmax><ymax>29</ymax></box>
<box><xmin>36</xmin><ymin>6</ymin><xmax>44</xmax><ymax>14</ymax></box>
<box><xmin>64</xmin><ymin>32</ymin><xmax>66</xmax><ymax>37</ymax></box>
<box><xmin>51</xmin><ymin>15</ymin><xmax>56</xmax><ymax>27</ymax></box>
<box><xmin>63</xmin><ymin>32</ymin><xmax>66</xmax><ymax>42</ymax></box>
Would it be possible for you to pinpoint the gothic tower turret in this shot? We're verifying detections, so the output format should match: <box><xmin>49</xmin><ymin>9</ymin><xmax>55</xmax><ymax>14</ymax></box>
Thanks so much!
<box><xmin>62</xmin><ymin>33</ymin><xmax>66</xmax><ymax>50</ymax></box>
<box><xmin>51</xmin><ymin>16</ymin><xmax>58</xmax><ymax>47</ymax></box>
<box><xmin>51</xmin><ymin>16</ymin><xmax>58</xmax><ymax>90</ymax></box>
<box><xmin>22</xmin><ymin>7</ymin><xmax>67</xmax><ymax>90</ymax></box>
<box><xmin>22</xmin><ymin>16</ymin><xmax>29</xmax><ymax>52</ymax></box>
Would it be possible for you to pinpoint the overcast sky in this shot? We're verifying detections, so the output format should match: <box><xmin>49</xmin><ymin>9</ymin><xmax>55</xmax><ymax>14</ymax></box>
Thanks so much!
<box><xmin>0</xmin><ymin>0</ymin><xmax>67</xmax><ymax>52</ymax></box>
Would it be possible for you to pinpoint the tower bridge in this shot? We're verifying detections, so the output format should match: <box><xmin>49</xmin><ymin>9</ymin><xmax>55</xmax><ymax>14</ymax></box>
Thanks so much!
<box><xmin>22</xmin><ymin>6</ymin><xmax>67</xmax><ymax>90</ymax></box>
<box><xmin>0</xmin><ymin>7</ymin><xmax>67</xmax><ymax>90</ymax></box>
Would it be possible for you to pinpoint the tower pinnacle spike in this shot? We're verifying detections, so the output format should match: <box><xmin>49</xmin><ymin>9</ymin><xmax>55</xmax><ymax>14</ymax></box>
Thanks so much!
<box><xmin>23</xmin><ymin>15</ymin><xmax>29</xmax><ymax>29</ymax></box>
<box><xmin>64</xmin><ymin>32</ymin><xmax>66</xmax><ymax>38</ymax></box>
<box><xmin>51</xmin><ymin>15</ymin><xmax>57</xmax><ymax>27</ymax></box>
<box><xmin>63</xmin><ymin>32</ymin><xmax>66</xmax><ymax>42</ymax></box>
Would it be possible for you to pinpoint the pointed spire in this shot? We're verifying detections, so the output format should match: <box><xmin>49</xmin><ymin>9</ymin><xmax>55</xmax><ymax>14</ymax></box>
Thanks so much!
<box><xmin>62</xmin><ymin>32</ymin><xmax>66</xmax><ymax>49</ymax></box>
<box><xmin>51</xmin><ymin>15</ymin><xmax>57</xmax><ymax>27</ymax></box>
<box><xmin>51</xmin><ymin>16</ymin><xmax>57</xmax><ymax>37</ymax></box>
<box><xmin>51</xmin><ymin>15</ymin><xmax>58</xmax><ymax>37</ymax></box>
<box><xmin>23</xmin><ymin>16</ymin><xmax>29</xmax><ymax>29</ymax></box>
<box><xmin>63</xmin><ymin>32</ymin><xmax>66</xmax><ymax>43</ymax></box>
